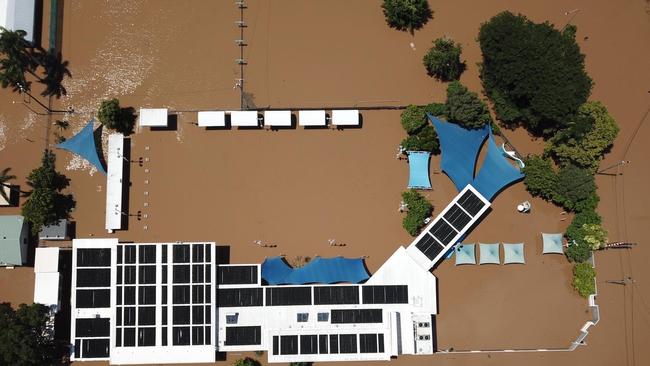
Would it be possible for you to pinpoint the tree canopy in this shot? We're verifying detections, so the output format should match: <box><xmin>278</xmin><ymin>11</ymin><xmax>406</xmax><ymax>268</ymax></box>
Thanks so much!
<box><xmin>21</xmin><ymin>150</ymin><xmax>75</xmax><ymax>235</ymax></box>
<box><xmin>522</xmin><ymin>155</ymin><xmax>557</xmax><ymax>201</ymax></box>
<box><xmin>445</xmin><ymin>81</ymin><xmax>491</xmax><ymax>129</ymax></box>
<box><xmin>400</xmin><ymin>105</ymin><xmax>440</xmax><ymax>154</ymax></box>
<box><xmin>478</xmin><ymin>11</ymin><xmax>592</xmax><ymax>135</ymax></box>
<box><xmin>381</xmin><ymin>0</ymin><xmax>433</xmax><ymax>34</ymax></box>
<box><xmin>0</xmin><ymin>303</ymin><xmax>62</xmax><ymax>365</ymax></box>
<box><xmin>554</xmin><ymin>165</ymin><xmax>596</xmax><ymax>211</ymax></box>
<box><xmin>546</xmin><ymin>101</ymin><xmax>619</xmax><ymax>171</ymax></box>
<box><xmin>98</xmin><ymin>98</ymin><xmax>136</xmax><ymax>135</ymax></box>
<box><xmin>423</xmin><ymin>38</ymin><xmax>465</xmax><ymax>81</ymax></box>
<box><xmin>401</xmin><ymin>190</ymin><xmax>433</xmax><ymax>236</ymax></box>
<box><xmin>572</xmin><ymin>262</ymin><xmax>596</xmax><ymax>297</ymax></box>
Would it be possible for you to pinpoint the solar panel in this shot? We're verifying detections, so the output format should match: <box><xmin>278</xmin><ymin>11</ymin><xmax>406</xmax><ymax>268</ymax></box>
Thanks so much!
<box><xmin>421</xmin><ymin>240</ymin><xmax>445</xmax><ymax>261</ymax></box>
<box><xmin>192</xmin><ymin>265</ymin><xmax>204</xmax><ymax>283</ymax></box>
<box><xmin>359</xmin><ymin>334</ymin><xmax>378</xmax><ymax>353</ymax></box>
<box><xmin>362</xmin><ymin>285</ymin><xmax>409</xmax><ymax>304</ymax></box>
<box><xmin>313</xmin><ymin>286</ymin><xmax>359</xmax><ymax>305</ymax></box>
<box><xmin>280</xmin><ymin>335</ymin><xmax>298</xmax><ymax>355</ymax></box>
<box><xmin>81</xmin><ymin>338</ymin><xmax>110</xmax><ymax>358</ymax></box>
<box><xmin>414</xmin><ymin>233</ymin><xmax>439</xmax><ymax>257</ymax></box>
<box><xmin>138</xmin><ymin>245</ymin><xmax>156</xmax><ymax>264</ymax></box>
<box><xmin>173</xmin><ymin>265</ymin><xmax>190</xmax><ymax>284</ymax></box>
<box><xmin>76</xmin><ymin>289</ymin><xmax>110</xmax><ymax>308</ymax></box>
<box><xmin>76</xmin><ymin>269</ymin><xmax>111</xmax><ymax>287</ymax></box>
<box><xmin>300</xmin><ymin>334</ymin><xmax>318</xmax><ymax>354</ymax></box>
<box><xmin>77</xmin><ymin>249</ymin><xmax>111</xmax><ymax>267</ymax></box>
<box><xmin>173</xmin><ymin>306</ymin><xmax>190</xmax><ymax>325</ymax></box>
<box><xmin>319</xmin><ymin>334</ymin><xmax>328</xmax><ymax>354</ymax></box>
<box><xmin>138</xmin><ymin>307</ymin><xmax>155</xmax><ymax>325</ymax></box>
<box><xmin>331</xmin><ymin>309</ymin><xmax>383</xmax><ymax>323</ymax></box>
<box><xmin>124</xmin><ymin>245</ymin><xmax>136</xmax><ymax>264</ymax></box>
<box><xmin>138</xmin><ymin>328</ymin><xmax>155</xmax><ymax>346</ymax></box>
<box><xmin>378</xmin><ymin>334</ymin><xmax>385</xmax><ymax>353</ymax></box>
<box><xmin>225</xmin><ymin>326</ymin><xmax>261</xmax><ymax>345</ymax></box>
<box><xmin>124</xmin><ymin>328</ymin><xmax>136</xmax><ymax>347</ymax></box>
<box><xmin>192</xmin><ymin>326</ymin><xmax>204</xmax><ymax>345</ymax></box>
<box><xmin>192</xmin><ymin>244</ymin><xmax>204</xmax><ymax>262</ymax></box>
<box><xmin>339</xmin><ymin>334</ymin><xmax>357</xmax><ymax>354</ymax></box>
<box><xmin>173</xmin><ymin>327</ymin><xmax>190</xmax><ymax>345</ymax></box>
<box><xmin>173</xmin><ymin>245</ymin><xmax>190</xmax><ymax>263</ymax></box>
<box><xmin>138</xmin><ymin>266</ymin><xmax>156</xmax><ymax>284</ymax></box>
<box><xmin>217</xmin><ymin>288</ymin><xmax>263</xmax><ymax>307</ymax></box>
<box><xmin>192</xmin><ymin>306</ymin><xmax>204</xmax><ymax>324</ymax></box>
<box><xmin>192</xmin><ymin>285</ymin><xmax>204</xmax><ymax>304</ymax></box>
<box><xmin>75</xmin><ymin>318</ymin><xmax>110</xmax><ymax>337</ymax></box>
<box><xmin>124</xmin><ymin>286</ymin><xmax>135</xmax><ymax>305</ymax></box>
<box><xmin>273</xmin><ymin>336</ymin><xmax>279</xmax><ymax>355</ymax></box>
<box><xmin>443</xmin><ymin>204</ymin><xmax>472</xmax><ymax>231</ymax></box>
<box><xmin>429</xmin><ymin>219</ymin><xmax>458</xmax><ymax>245</ymax></box>
<box><xmin>265</xmin><ymin>287</ymin><xmax>311</xmax><ymax>306</ymax></box>
<box><xmin>457</xmin><ymin>189</ymin><xmax>485</xmax><ymax>216</ymax></box>
<box><xmin>218</xmin><ymin>266</ymin><xmax>258</xmax><ymax>285</ymax></box>
<box><xmin>123</xmin><ymin>307</ymin><xmax>136</xmax><ymax>326</ymax></box>
<box><xmin>330</xmin><ymin>334</ymin><xmax>339</xmax><ymax>354</ymax></box>
<box><xmin>138</xmin><ymin>286</ymin><xmax>156</xmax><ymax>305</ymax></box>
<box><xmin>124</xmin><ymin>266</ymin><xmax>136</xmax><ymax>284</ymax></box>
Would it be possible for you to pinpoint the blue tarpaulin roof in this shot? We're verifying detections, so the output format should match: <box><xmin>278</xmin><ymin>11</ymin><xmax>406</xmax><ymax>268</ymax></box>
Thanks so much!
<box><xmin>472</xmin><ymin>129</ymin><xmax>525</xmax><ymax>201</ymax></box>
<box><xmin>56</xmin><ymin>120</ymin><xmax>106</xmax><ymax>174</ymax></box>
<box><xmin>261</xmin><ymin>256</ymin><xmax>370</xmax><ymax>285</ymax></box>
<box><xmin>428</xmin><ymin>115</ymin><xmax>489</xmax><ymax>192</ymax></box>
<box><xmin>407</xmin><ymin>151</ymin><xmax>432</xmax><ymax>189</ymax></box>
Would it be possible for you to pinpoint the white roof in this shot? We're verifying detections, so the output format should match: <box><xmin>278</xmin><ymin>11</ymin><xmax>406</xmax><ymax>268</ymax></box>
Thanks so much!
<box><xmin>33</xmin><ymin>272</ymin><xmax>60</xmax><ymax>307</ymax></box>
<box><xmin>198</xmin><ymin>111</ymin><xmax>226</xmax><ymax>127</ymax></box>
<box><xmin>263</xmin><ymin>110</ymin><xmax>292</xmax><ymax>126</ymax></box>
<box><xmin>34</xmin><ymin>247</ymin><xmax>59</xmax><ymax>273</ymax></box>
<box><xmin>298</xmin><ymin>110</ymin><xmax>327</xmax><ymax>126</ymax></box>
<box><xmin>139</xmin><ymin>108</ymin><xmax>168</xmax><ymax>127</ymax></box>
<box><xmin>105</xmin><ymin>134</ymin><xmax>124</xmax><ymax>232</ymax></box>
<box><xmin>229</xmin><ymin>111</ymin><xmax>259</xmax><ymax>126</ymax></box>
<box><xmin>0</xmin><ymin>0</ymin><xmax>35</xmax><ymax>42</ymax></box>
<box><xmin>331</xmin><ymin>110</ymin><xmax>360</xmax><ymax>126</ymax></box>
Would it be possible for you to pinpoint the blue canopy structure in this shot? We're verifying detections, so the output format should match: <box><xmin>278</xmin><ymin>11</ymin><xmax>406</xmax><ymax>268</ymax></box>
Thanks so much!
<box><xmin>472</xmin><ymin>129</ymin><xmax>524</xmax><ymax>201</ymax></box>
<box><xmin>503</xmin><ymin>243</ymin><xmax>525</xmax><ymax>264</ymax></box>
<box><xmin>479</xmin><ymin>243</ymin><xmax>500</xmax><ymax>264</ymax></box>
<box><xmin>261</xmin><ymin>256</ymin><xmax>370</xmax><ymax>285</ymax></box>
<box><xmin>56</xmin><ymin>120</ymin><xmax>106</xmax><ymax>174</ymax></box>
<box><xmin>428</xmin><ymin>115</ymin><xmax>489</xmax><ymax>192</ymax></box>
<box><xmin>454</xmin><ymin>243</ymin><xmax>476</xmax><ymax>265</ymax></box>
<box><xmin>542</xmin><ymin>233</ymin><xmax>564</xmax><ymax>254</ymax></box>
<box><xmin>407</xmin><ymin>151</ymin><xmax>432</xmax><ymax>189</ymax></box>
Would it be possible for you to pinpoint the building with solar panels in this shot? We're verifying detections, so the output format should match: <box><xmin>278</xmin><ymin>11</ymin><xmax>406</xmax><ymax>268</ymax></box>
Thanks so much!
<box><xmin>69</xmin><ymin>186</ymin><xmax>491</xmax><ymax>364</ymax></box>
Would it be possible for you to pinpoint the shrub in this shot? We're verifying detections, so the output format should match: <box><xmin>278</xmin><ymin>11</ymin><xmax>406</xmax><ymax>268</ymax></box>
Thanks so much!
<box><xmin>381</xmin><ymin>0</ymin><xmax>433</xmax><ymax>33</ymax></box>
<box><xmin>424</xmin><ymin>102</ymin><xmax>446</xmax><ymax>118</ymax></box>
<box><xmin>479</xmin><ymin>11</ymin><xmax>592</xmax><ymax>135</ymax></box>
<box><xmin>401</xmin><ymin>105</ymin><xmax>428</xmax><ymax>134</ymax></box>
<box><xmin>522</xmin><ymin>155</ymin><xmax>557</xmax><ymax>200</ymax></box>
<box><xmin>565</xmin><ymin>239</ymin><xmax>592</xmax><ymax>263</ymax></box>
<box><xmin>565</xmin><ymin>209</ymin><xmax>601</xmax><ymax>242</ymax></box>
<box><xmin>581</xmin><ymin>224</ymin><xmax>608</xmax><ymax>250</ymax></box>
<box><xmin>233</xmin><ymin>357</ymin><xmax>260</xmax><ymax>366</ymax></box>
<box><xmin>547</xmin><ymin>101</ymin><xmax>620</xmax><ymax>171</ymax></box>
<box><xmin>445</xmin><ymin>81</ymin><xmax>491</xmax><ymax>129</ymax></box>
<box><xmin>402</xmin><ymin>190</ymin><xmax>433</xmax><ymax>236</ymax></box>
<box><xmin>553</xmin><ymin>165</ymin><xmax>595</xmax><ymax>211</ymax></box>
<box><xmin>572</xmin><ymin>262</ymin><xmax>596</xmax><ymax>298</ymax></box>
<box><xmin>401</xmin><ymin>125</ymin><xmax>439</xmax><ymax>153</ymax></box>
<box><xmin>423</xmin><ymin>38</ymin><xmax>465</xmax><ymax>81</ymax></box>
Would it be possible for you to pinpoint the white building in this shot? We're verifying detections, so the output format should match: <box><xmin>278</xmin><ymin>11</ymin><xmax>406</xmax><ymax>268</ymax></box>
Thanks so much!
<box><xmin>0</xmin><ymin>0</ymin><xmax>36</xmax><ymax>42</ymax></box>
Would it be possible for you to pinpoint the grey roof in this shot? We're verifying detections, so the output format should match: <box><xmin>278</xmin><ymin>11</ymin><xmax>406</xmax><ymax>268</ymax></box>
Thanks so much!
<box><xmin>0</xmin><ymin>215</ymin><xmax>27</xmax><ymax>265</ymax></box>
<box><xmin>39</xmin><ymin>219</ymin><xmax>68</xmax><ymax>240</ymax></box>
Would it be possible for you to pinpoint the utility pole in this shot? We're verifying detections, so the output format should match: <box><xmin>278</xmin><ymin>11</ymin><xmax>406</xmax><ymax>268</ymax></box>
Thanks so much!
<box><xmin>235</xmin><ymin>1</ymin><xmax>247</xmax><ymax>110</ymax></box>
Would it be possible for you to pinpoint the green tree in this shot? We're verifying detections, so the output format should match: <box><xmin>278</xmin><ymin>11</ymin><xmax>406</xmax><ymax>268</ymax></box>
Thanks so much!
<box><xmin>289</xmin><ymin>363</ymin><xmax>313</xmax><ymax>366</ymax></box>
<box><xmin>572</xmin><ymin>262</ymin><xmax>596</xmax><ymax>298</ymax></box>
<box><xmin>381</xmin><ymin>0</ymin><xmax>433</xmax><ymax>34</ymax></box>
<box><xmin>233</xmin><ymin>357</ymin><xmax>260</xmax><ymax>366</ymax></box>
<box><xmin>21</xmin><ymin>150</ymin><xmax>75</xmax><ymax>235</ymax></box>
<box><xmin>478</xmin><ymin>11</ymin><xmax>592</xmax><ymax>135</ymax></box>
<box><xmin>565</xmin><ymin>239</ymin><xmax>592</xmax><ymax>263</ymax></box>
<box><xmin>581</xmin><ymin>224</ymin><xmax>608</xmax><ymax>250</ymax></box>
<box><xmin>424</xmin><ymin>102</ymin><xmax>446</xmax><ymax>118</ymax></box>
<box><xmin>98</xmin><ymin>99</ymin><xmax>136</xmax><ymax>135</ymax></box>
<box><xmin>400</xmin><ymin>105</ymin><xmax>440</xmax><ymax>154</ymax></box>
<box><xmin>401</xmin><ymin>125</ymin><xmax>439</xmax><ymax>153</ymax></box>
<box><xmin>522</xmin><ymin>155</ymin><xmax>557</xmax><ymax>200</ymax></box>
<box><xmin>0</xmin><ymin>27</ymin><xmax>38</xmax><ymax>92</ymax></box>
<box><xmin>402</xmin><ymin>190</ymin><xmax>433</xmax><ymax>236</ymax></box>
<box><xmin>0</xmin><ymin>167</ymin><xmax>16</xmax><ymax>203</ymax></box>
<box><xmin>546</xmin><ymin>101</ymin><xmax>620</xmax><ymax>171</ymax></box>
<box><xmin>445</xmin><ymin>81</ymin><xmax>491</xmax><ymax>129</ymax></box>
<box><xmin>553</xmin><ymin>165</ymin><xmax>595</xmax><ymax>211</ymax></box>
<box><xmin>401</xmin><ymin>104</ymin><xmax>428</xmax><ymax>134</ymax></box>
<box><xmin>423</xmin><ymin>38</ymin><xmax>465</xmax><ymax>81</ymax></box>
<box><xmin>565</xmin><ymin>209</ymin><xmax>601</xmax><ymax>242</ymax></box>
<box><xmin>0</xmin><ymin>303</ymin><xmax>61</xmax><ymax>365</ymax></box>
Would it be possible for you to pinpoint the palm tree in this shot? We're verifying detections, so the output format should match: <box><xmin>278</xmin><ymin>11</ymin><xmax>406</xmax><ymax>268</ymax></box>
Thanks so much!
<box><xmin>0</xmin><ymin>167</ymin><xmax>16</xmax><ymax>203</ymax></box>
<box><xmin>38</xmin><ymin>50</ymin><xmax>71</xmax><ymax>98</ymax></box>
<box><xmin>0</xmin><ymin>27</ymin><xmax>40</xmax><ymax>92</ymax></box>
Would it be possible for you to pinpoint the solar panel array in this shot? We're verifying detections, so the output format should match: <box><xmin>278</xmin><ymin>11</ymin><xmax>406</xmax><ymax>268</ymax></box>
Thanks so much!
<box><xmin>272</xmin><ymin>333</ymin><xmax>385</xmax><ymax>355</ymax></box>
<box><xmin>74</xmin><ymin>248</ymin><xmax>112</xmax><ymax>359</ymax></box>
<box><xmin>331</xmin><ymin>309</ymin><xmax>383</xmax><ymax>324</ymax></box>
<box><xmin>225</xmin><ymin>326</ymin><xmax>262</xmax><ymax>345</ymax></box>
<box><xmin>362</xmin><ymin>285</ymin><xmax>408</xmax><ymax>304</ymax></box>
<box><xmin>218</xmin><ymin>265</ymin><xmax>258</xmax><ymax>285</ymax></box>
<box><xmin>313</xmin><ymin>286</ymin><xmax>359</xmax><ymax>305</ymax></box>
<box><xmin>412</xmin><ymin>187</ymin><xmax>488</xmax><ymax>262</ymax></box>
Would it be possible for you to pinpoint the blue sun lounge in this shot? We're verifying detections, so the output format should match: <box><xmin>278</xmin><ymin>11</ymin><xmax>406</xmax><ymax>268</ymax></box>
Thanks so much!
<box><xmin>503</xmin><ymin>243</ymin><xmax>525</xmax><ymax>264</ymax></box>
<box><xmin>407</xmin><ymin>151</ymin><xmax>432</xmax><ymax>189</ymax></box>
<box><xmin>479</xmin><ymin>243</ymin><xmax>500</xmax><ymax>264</ymax></box>
<box><xmin>454</xmin><ymin>244</ymin><xmax>476</xmax><ymax>265</ymax></box>
<box><xmin>56</xmin><ymin>119</ymin><xmax>106</xmax><ymax>174</ymax></box>
<box><xmin>542</xmin><ymin>233</ymin><xmax>564</xmax><ymax>254</ymax></box>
